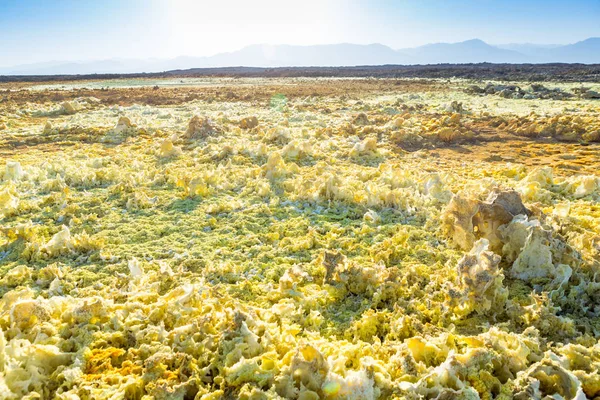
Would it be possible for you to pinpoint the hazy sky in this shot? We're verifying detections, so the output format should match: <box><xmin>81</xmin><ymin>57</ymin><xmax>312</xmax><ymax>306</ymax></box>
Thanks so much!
<box><xmin>1</xmin><ymin>0</ymin><xmax>598</xmax><ymax>66</ymax></box>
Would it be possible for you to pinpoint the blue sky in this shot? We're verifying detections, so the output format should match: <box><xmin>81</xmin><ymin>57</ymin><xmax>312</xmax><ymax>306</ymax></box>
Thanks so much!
<box><xmin>0</xmin><ymin>0</ymin><xmax>598</xmax><ymax>66</ymax></box>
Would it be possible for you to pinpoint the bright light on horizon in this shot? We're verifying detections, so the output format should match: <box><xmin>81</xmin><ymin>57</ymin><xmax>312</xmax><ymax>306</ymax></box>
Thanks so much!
<box><xmin>0</xmin><ymin>0</ymin><xmax>598</xmax><ymax>67</ymax></box>
<box><xmin>156</xmin><ymin>0</ymin><xmax>350</xmax><ymax>58</ymax></box>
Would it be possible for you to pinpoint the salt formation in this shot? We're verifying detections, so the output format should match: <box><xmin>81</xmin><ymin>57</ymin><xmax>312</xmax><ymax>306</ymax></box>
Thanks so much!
<box><xmin>239</xmin><ymin>116</ymin><xmax>259</xmax><ymax>129</ymax></box>
<box><xmin>281</xmin><ymin>140</ymin><xmax>313</xmax><ymax>160</ymax></box>
<box><xmin>424</xmin><ymin>113</ymin><xmax>475</xmax><ymax>143</ymax></box>
<box><xmin>487</xmin><ymin>113</ymin><xmax>600</xmax><ymax>142</ymax></box>
<box><xmin>0</xmin><ymin>183</ymin><xmax>19</xmax><ymax>217</ymax></box>
<box><xmin>101</xmin><ymin>116</ymin><xmax>139</xmax><ymax>143</ymax></box>
<box><xmin>60</xmin><ymin>101</ymin><xmax>77</xmax><ymax>115</ymax></box>
<box><xmin>352</xmin><ymin>113</ymin><xmax>370</xmax><ymax>126</ymax></box>
<box><xmin>571</xmin><ymin>175</ymin><xmax>598</xmax><ymax>198</ymax></box>
<box><xmin>183</xmin><ymin>115</ymin><xmax>221</xmax><ymax>139</ymax></box>
<box><xmin>9</xmin><ymin>299</ymin><xmax>51</xmax><ymax>329</ymax></box>
<box><xmin>128</xmin><ymin>257</ymin><xmax>144</xmax><ymax>278</ymax></box>
<box><xmin>500</xmin><ymin>215</ymin><xmax>579</xmax><ymax>283</ymax></box>
<box><xmin>2</xmin><ymin>265</ymin><xmax>33</xmax><ymax>287</ymax></box>
<box><xmin>265</xmin><ymin>127</ymin><xmax>291</xmax><ymax>144</ymax></box>
<box><xmin>321</xmin><ymin>250</ymin><xmax>346</xmax><ymax>284</ymax></box>
<box><xmin>363</xmin><ymin>209</ymin><xmax>381</xmax><ymax>224</ymax></box>
<box><xmin>41</xmin><ymin>225</ymin><xmax>74</xmax><ymax>256</ymax></box>
<box><xmin>4</xmin><ymin>161</ymin><xmax>24</xmax><ymax>181</ymax></box>
<box><xmin>423</xmin><ymin>174</ymin><xmax>452</xmax><ymax>203</ymax></box>
<box><xmin>42</xmin><ymin>121</ymin><xmax>55</xmax><ymax>134</ymax></box>
<box><xmin>349</xmin><ymin>137</ymin><xmax>377</xmax><ymax>157</ymax></box>
<box><xmin>158</xmin><ymin>139</ymin><xmax>183</xmax><ymax>158</ymax></box>
<box><xmin>443</xmin><ymin>187</ymin><xmax>584</xmax><ymax>288</ymax></box>
<box><xmin>441</xmin><ymin>194</ymin><xmax>481</xmax><ymax>251</ymax></box>
<box><xmin>448</xmin><ymin>239</ymin><xmax>507</xmax><ymax>317</ymax></box>
<box><xmin>24</xmin><ymin>225</ymin><xmax>103</xmax><ymax>260</ymax></box>
<box><xmin>125</xmin><ymin>190</ymin><xmax>157</xmax><ymax>210</ymax></box>
<box><xmin>442</xmin><ymin>189</ymin><xmax>529</xmax><ymax>251</ymax></box>
<box><xmin>262</xmin><ymin>152</ymin><xmax>289</xmax><ymax>180</ymax></box>
<box><xmin>473</xmin><ymin>189</ymin><xmax>530</xmax><ymax>252</ymax></box>
<box><xmin>113</xmin><ymin>116</ymin><xmax>136</xmax><ymax>134</ymax></box>
<box><xmin>518</xmin><ymin>167</ymin><xmax>554</xmax><ymax>202</ymax></box>
<box><xmin>514</xmin><ymin>352</ymin><xmax>587</xmax><ymax>400</ymax></box>
<box><xmin>1</xmin><ymin>76</ymin><xmax>600</xmax><ymax>399</ymax></box>
<box><xmin>321</xmin><ymin>368</ymin><xmax>378</xmax><ymax>400</ymax></box>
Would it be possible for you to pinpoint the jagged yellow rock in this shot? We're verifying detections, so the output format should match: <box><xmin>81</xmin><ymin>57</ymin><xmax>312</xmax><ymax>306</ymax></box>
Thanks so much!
<box><xmin>158</xmin><ymin>139</ymin><xmax>183</xmax><ymax>158</ymax></box>
<box><xmin>0</xmin><ymin>77</ymin><xmax>599</xmax><ymax>399</ymax></box>
<box><xmin>449</xmin><ymin>239</ymin><xmax>507</xmax><ymax>317</ymax></box>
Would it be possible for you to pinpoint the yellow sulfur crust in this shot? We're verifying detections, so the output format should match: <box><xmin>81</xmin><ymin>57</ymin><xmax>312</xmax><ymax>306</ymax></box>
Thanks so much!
<box><xmin>0</xmin><ymin>77</ymin><xmax>599</xmax><ymax>399</ymax></box>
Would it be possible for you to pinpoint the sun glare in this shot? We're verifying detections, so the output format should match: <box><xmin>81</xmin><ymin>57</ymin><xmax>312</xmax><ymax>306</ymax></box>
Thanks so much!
<box><xmin>160</xmin><ymin>0</ymin><xmax>343</xmax><ymax>57</ymax></box>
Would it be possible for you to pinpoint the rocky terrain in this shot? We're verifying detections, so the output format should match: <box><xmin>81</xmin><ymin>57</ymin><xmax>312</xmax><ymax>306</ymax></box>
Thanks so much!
<box><xmin>2</xmin><ymin>63</ymin><xmax>600</xmax><ymax>84</ymax></box>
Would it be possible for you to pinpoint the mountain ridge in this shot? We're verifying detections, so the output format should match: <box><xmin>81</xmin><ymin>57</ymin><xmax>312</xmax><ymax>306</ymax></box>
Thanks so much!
<box><xmin>2</xmin><ymin>38</ymin><xmax>599</xmax><ymax>76</ymax></box>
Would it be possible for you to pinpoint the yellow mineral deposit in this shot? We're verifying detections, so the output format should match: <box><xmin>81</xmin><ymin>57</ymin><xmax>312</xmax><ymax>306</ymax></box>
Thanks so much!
<box><xmin>158</xmin><ymin>138</ymin><xmax>183</xmax><ymax>158</ymax></box>
<box><xmin>0</xmin><ymin>77</ymin><xmax>599</xmax><ymax>400</ymax></box>
<box><xmin>240</xmin><ymin>116</ymin><xmax>259</xmax><ymax>130</ymax></box>
<box><xmin>4</xmin><ymin>161</ymin><xmax>24</xmax><ymax>181</ymax></box>
<box><xmin>60</xmin><ymin>100</ymin><xmax>77</xmax><ymax>115</ymax></box>
<box><xmin>0</xmin><ymin>183</ymin><xmax>19</xmax><ymax>217</ymax></box>
<box><xmin>113</xmin><ymin>116</ymin><xmax>135</xmax><ymax>134</ymax></box>
<box><xmin>42</xmin><ymin>121</ymin><xmax>54</xmax><ymax>134</ymax></box>
<box><xmin>184</xmin><ymin>115</ymin><xmax>221</xmax><ymax>139</ymax></box>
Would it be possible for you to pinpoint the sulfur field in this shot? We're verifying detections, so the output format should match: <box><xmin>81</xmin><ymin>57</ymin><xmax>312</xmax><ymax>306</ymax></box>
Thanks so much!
<box><xmin>2</xmin><ymin>76</ymin><xmax>600</xmax><ymax>400</ymax></box>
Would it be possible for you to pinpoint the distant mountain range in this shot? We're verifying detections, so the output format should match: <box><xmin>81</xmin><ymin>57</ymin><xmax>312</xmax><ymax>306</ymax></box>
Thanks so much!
<box><xmin>2</xmin><ymin>38</ymin><xmax>599</xmax><ymax>76</ymax></box>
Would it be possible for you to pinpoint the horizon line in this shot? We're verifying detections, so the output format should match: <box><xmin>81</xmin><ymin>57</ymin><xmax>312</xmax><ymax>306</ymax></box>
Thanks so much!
<box><xmin>2</xmin><ymin>36</ymin><xmax>598</xmax><ymax>69</ymax></box>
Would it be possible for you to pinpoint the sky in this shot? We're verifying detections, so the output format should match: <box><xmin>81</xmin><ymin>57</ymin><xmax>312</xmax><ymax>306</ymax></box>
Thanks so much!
<box><xmin>0</xmin><ymin>0</ymin><xmax>598</xmax><ymax>67</ymax></box>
